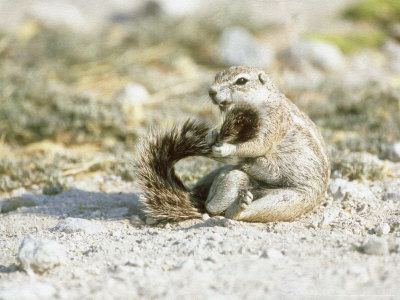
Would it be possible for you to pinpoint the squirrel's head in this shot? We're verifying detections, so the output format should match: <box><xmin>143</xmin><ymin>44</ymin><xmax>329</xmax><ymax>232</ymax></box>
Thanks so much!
<box><xmin>208</xmin><ymin>66</ymin><xmax>278</xmax><ymax>112</ymax></box>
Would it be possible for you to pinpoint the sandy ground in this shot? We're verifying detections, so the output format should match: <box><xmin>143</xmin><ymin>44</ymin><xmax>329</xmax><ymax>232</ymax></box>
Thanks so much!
<box><xmin>1</xmin><ymin>163</ymin><xmax>400</xmax><ymax>299</ymax></box>
<box><xmin>0</xmin><ymin>0</ymin><xmax>399</xmax><ymax>299</ymax></box>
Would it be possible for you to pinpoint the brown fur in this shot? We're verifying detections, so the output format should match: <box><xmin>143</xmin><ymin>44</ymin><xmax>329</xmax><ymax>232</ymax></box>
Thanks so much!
<box><xmin>137</xmin><ymin>66</ymin><xmax>330</xmax><ymax>223</ymax></box>
<box><xmin>218</xmin><ymin>103</ymin><xmax>260</xmax><ymax>145</ymax></box>
<box><xmin>135</xmin><ymin>120</ymin><xmax>212</xmax><ymax>222</ymax></box>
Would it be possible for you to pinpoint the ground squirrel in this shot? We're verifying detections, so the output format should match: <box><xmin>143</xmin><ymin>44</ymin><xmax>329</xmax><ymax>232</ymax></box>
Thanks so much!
<box><xmin>136</xmin><ymin>66</ymin><xmax>330</xmax><ymax>223</ymax></box>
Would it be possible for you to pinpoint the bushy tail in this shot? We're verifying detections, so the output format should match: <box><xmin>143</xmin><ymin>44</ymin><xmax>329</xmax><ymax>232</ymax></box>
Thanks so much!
<box><xmin>136</xmin><ymin>119</ymin><xmax>212</xmax><ymax>223</ymax></box>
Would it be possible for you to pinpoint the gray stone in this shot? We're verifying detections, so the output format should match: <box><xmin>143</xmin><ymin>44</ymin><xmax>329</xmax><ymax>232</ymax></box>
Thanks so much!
<box><xmin>280</xmin><ymin>40</ymin><xmax>345</xmax><ymax>71</ymax></box>
<box><xmin>53</xmin><ymin>217</ymin><xmax>107</xmax><ymax>234</ymax></box>
<box><xmin>218</xmin><ymin>26</ymin><xmax>274</xmax><ymax>68</ymax></box>
<box><xmin>18</xmin><ymin>235</ymin><xmax>66</xmax><ymax>274</ymax></box>
<box><xmin>362</xmin><ymin>237</ymin><xmax>389</xmax><ymax>255</ymax></box>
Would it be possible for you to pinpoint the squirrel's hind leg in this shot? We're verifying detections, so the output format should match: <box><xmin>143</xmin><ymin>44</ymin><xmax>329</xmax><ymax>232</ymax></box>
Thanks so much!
<box><xmin>205</xmin><ymin>168</ymin><xmax>251</xmax><ymax>215</ymax></box>
<box><xmin>190</xmin><ymin>165</ymin><xmax>235</xmax><ymax>211</ymax></box>
<box><xmin>225</xmin><ymin>188</ymin><xmax>317</xmax><ymax>222</ymax></box>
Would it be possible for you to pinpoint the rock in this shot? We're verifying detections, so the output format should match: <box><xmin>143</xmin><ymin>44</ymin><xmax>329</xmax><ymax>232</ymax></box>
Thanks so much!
<box><xmin>0</xmin><ymin>281</ymin><xmax>56</xmax><ymax>300</ymax></box>
<box><xmin>328</xmin><ymin>179</ymin><xmax>376</xmax><ymax>202</ymax></box>
<box><xmin>114</xmin><ymin>83</ymin><xmax>148</xmax><ymax>123</ymax></box>
<box><xmin>218</xmin><ymin>26</ymin><xmax>274</xmax><ymax>68</ymax></box>
<box><xmin>385</xmin><ymin>142</ymin><xmax>400</xmax><ymax>162</ymax></box>
<box><xmin>114</xmin><ymin>83</ymin><xmax>149</xmax><ymax>106</ymax></box>
<box><xmin>280</xmin><ymin>40</ymin><xmax>345</xmax><ymax>72</ymax></box>
<box><xmin>1</xmin><ymin>197</ymin><xmax>36</xmax><ymax>213</ymax></box>
<box><xmin>261</xmin><ymin>248</ymin><xmax>284</xmax><ymax>259</ymax></box>
<box><xmin>18</xmin><ymin>235</ymin><xmax>66</xmax><ymax>274</ymax></box>
<box><xmin>362</xmin><ymin>237</ymin><xmax>389</xmax><ymax>255</ymax></box>
<box><xmin>130</xmin><ymin>215</ymin><xmax>145</xmax><ymax>227</ymax></box>
<box><xmin>202</xmin><ymin>213</ymin><xmax>210</xmax><ymax>221</ymax></box>
<box><xmin>53</xmin><ymin>217</ymin><xmax>107</xmax><ymax>234</ymax></box>
<box><xmin>375</xmin><ymin>222</ymin><xmax>391</xmax><ymax>236</ymax></box>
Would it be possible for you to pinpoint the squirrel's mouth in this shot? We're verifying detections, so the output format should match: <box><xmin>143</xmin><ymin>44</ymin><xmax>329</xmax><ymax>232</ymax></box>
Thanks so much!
<box><xmin>219</xmin><ymin>103</ymin><xmax>232</xmax><ymax>121</ymax></box>
<box><xmin>218</xmin><ymin>103</ymin><xmax>232</xmax><ymax>112</ymax></box>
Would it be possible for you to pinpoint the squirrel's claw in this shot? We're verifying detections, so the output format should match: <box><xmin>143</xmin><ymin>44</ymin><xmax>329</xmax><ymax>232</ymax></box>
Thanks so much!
<box><xmin>212</xmin><ymin>143</ymin><xmax>237</xmax><ymax>157</ymax></box>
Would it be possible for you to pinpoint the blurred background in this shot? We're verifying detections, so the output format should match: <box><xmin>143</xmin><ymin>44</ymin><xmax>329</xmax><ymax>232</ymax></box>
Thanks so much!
<box><xmin>0</xmin><ymin>0</ymin><xmax>399</xmax><ymax>195</ymax></box>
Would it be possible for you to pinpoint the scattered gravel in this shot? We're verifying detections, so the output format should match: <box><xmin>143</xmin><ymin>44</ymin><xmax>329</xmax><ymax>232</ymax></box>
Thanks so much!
<box><xmin>52</xmin><ymin>217</ymin><xmax>107</xmax><ymax>235</ymax></box>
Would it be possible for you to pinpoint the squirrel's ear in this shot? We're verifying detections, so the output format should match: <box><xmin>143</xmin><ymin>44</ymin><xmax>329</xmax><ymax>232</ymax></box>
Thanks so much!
<box><xmin>258</xmin><ymin>72</ymin><xmax>267</xmax><ymax>84</ymax></box>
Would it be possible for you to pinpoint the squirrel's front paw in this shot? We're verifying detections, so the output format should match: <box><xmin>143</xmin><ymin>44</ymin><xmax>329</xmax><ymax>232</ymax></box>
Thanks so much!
<box><xmin>212</xmin><ymin>143</ymin><xmax>237</xmax><ymax>157</ymax></box>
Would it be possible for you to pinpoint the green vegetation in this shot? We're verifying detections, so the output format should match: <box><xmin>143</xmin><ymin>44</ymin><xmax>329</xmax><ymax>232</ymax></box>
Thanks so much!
<box><xmin>308</xmin><ymin>32</ymin><xmax>385</xmax><ymax>53</ymax></box>
<box><xmin>344</xmin><ymin>0</ymin><xmax>400</xmax><ymax>26</ymax></box>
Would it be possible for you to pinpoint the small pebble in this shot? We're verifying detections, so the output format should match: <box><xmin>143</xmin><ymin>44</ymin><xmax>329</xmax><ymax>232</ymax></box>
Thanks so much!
<box><xmin>130</xmin><ymin>215</ymin><xmax>145</xmax><ymax>227</ymax></box>
<box><xmin>261</xmin><ymin>248</ymin><xmax>284</xmax><ymax>259</ymax></box>
<box><xmin>53</xmin><ymin>217</ymin><xmax>107</xmax><ymax>235</ymax></box>
<box><xmin>18</xmin><ymin>235</ymin><xmax>66</xmax><ymax>274</ymax></box>
<box><xmin>375</xmin><ymin>222</ymin><xmax>391</xmax><ymax>236</ymax></box>
<box><xmin>202</xmin><ymin>213</ymin><xmax>210</xmax><ymax>221</ymax></box>
<box><xmin>362</xmin><ymin>237</ymin><xmax>389</xmax><ymax>255</ymax></box>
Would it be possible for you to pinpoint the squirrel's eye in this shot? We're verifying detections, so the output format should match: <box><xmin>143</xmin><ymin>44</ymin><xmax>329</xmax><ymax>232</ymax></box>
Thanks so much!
<box><xmin>235</xmin><ymin>77</ymin><xmax>248</xmax><ymax>85</ymax></box>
